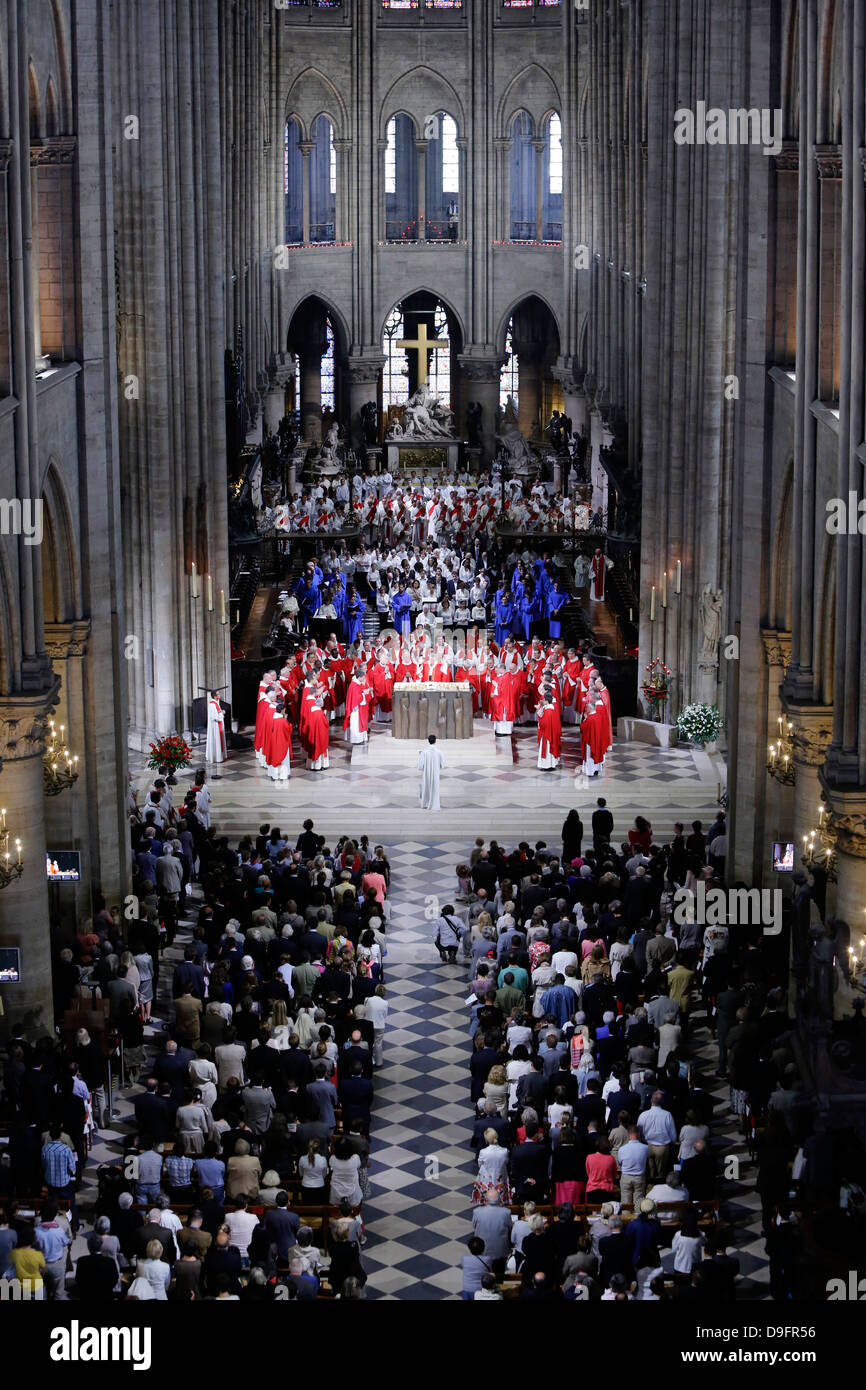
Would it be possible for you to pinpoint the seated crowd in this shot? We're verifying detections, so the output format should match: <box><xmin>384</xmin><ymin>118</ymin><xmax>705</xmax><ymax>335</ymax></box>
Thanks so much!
<box><xmin>0</xmin><ymin>794</ymin><xmax>390</xmax><ymax>1301</ymax></box>
<box><xmin>452</xmin><ymin>804</ymin><xmax>801</xmax><ymax>1301</ymax></box>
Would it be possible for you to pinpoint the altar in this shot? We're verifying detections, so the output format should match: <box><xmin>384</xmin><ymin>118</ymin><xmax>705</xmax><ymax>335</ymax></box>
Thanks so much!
<box><xmin>392</xmin><ymin>681</ymin><xmax>474</xmax><ymax>739</ymax></box>
<box><xmin>385</xmin><ymin>439</ymin><xmax>461</xmax><ymax>471</ymax></box>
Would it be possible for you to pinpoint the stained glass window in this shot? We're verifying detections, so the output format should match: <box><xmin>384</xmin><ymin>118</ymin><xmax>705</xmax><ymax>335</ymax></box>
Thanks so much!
<box><xmin>385</xmin><ymin>116</ymin><xmax>397</xmax><ymax>195</ymax></box>
<box><xmin>427</xmin><ymin>0</ymin><xmax>463</xmax><ymax>7</ymax></box>
<box><xmin>321</xmin><ymin>317</ymin><xmax>336</xmax><ymax>411</ymax></box>
<box><xmin>441</xmin><ymin>114</ymin><xmax>459</xmax><ymax>192</ymax></box>
<box><xmin>383</xmin><ymin>307</ymin><xmax>410</xmax><ymax>408</ymax></box>
<box><xmin>503</xmin><ymin>1</ymin><xmax>533</xmax><ymax>7</ymax></box>
<box><xmin>428</xmin><ymin>305</ymin><xmax>451</xmax><ymax>407</ymax></box>
<box><xmin>500</xmin><ymin>318</ymin><xmax>519</xmax><ymax>410</ymax></box>
<box><xmin>548</xmin><ymin>112</ymin><xmax>562</xmax><ymax>195</ymax></box>
<box><xmin>383</xmin><ymin>1</ymin><xmax>419</xmax><ymax>8</ymax></box>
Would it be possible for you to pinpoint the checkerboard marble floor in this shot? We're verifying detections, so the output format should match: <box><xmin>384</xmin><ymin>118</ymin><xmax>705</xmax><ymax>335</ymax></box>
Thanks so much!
<box><xmin>358</xmin><ymin>840</ymin><xmax>771</xmax><ymax>1300</ymax></box>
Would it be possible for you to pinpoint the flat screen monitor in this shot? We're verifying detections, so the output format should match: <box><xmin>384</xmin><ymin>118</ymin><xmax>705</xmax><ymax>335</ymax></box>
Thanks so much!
<box><xmin>772</xmin><ymin>842</ymin><xmax>794</xmax><ymax>872</ymax></box>
<box><xmin>46</xmin><ymin>850</ymin><xmax>81</xmax><ymax>882</ymax></box>
<box><xmin>0</xmin><ymin>947</ymin><xmax>21</xmax><ymax>982</ymax></box>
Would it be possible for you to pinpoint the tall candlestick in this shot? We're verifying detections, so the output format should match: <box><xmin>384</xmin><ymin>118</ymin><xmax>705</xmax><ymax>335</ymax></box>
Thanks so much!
<box><xmin>191</xmin><ymin>562</ymin><xmax>198</xmax><ymax>599</ymax></box>
<box><xmin>675</xmin><ymin>560</ymin><xmax>681</xmax><ymax>594</ymax></box>
<box><xmin>661</xmin><ymin>572</ymin><xmax>667</xmax><ymax>608</ymax></box>
<box><xmin>650</xmin><ymin>586</ymin><xmax>656</xmax><ymax>621</ymax></box>
<box><xmin>207</xmin><ymin>574</ymin><xmax>214</xmax><ymax>612</ymax></box>
<box><xmin>220</xmin><ymin>588</ymin><xmax>227</xmax><ymax>625</ymax></box>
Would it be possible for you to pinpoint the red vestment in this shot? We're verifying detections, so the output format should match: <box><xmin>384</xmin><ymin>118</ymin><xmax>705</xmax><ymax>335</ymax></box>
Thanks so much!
<box><xmin>537</xmin><ymin>704</ymin><xmax>562</xmax><ymax>761</ymax></box>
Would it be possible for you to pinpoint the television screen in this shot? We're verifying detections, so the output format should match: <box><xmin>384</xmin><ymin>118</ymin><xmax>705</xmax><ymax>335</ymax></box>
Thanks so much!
<box><xmin>772</xmin><ymin>842</ymin><xmax>794</xmax><ymax>872</ymax></box>
<box><xmin>46</xmin><ymin>850</ymin><xmax>81</xmax><ymax>882</ymax></box>
<box><xmin>0</xmin><ymin>947</ymin><xmax>21</xmax><ymax>983</ymax></box>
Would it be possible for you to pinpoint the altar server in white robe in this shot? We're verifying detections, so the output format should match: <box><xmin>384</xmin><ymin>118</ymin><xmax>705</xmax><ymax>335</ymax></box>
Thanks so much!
<box><xmin>205</xmin><ymin>693</ymin><xmax>227</xmax><ymax>764</ymax></box>
<box><xmin>194</xmin><ymin>772</ymin><xmax>212</xmax><ymax>830</ymax></box>
<box><xmin>417</xmin><ymin>734</ymin><xmax>446</xmax><ymax>812</ymax></box>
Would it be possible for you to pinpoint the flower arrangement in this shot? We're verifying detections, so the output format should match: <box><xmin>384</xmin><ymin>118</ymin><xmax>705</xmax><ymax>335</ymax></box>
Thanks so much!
<box><xmin>676</xmin><ymin>703</ymin><xmax>724</xmax><ymax>746</ymax></box>
<box><xmin>146</xmin><ymin>734</ymin><xmax>193</xmax><ymax>776</ymax></box>
<box><xmin>641</xmin><ymin>658</ymin><xmax>671</xmax><ymax>722</ymax></box>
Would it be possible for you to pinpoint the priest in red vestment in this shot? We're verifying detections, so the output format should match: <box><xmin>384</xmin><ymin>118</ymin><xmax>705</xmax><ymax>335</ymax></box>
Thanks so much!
<box><xmin>344</xmin><ymin>666</ymin><xmax>372</xmax><ymax>745</ymax></box>
<box><xmin>580</xmin><ymin>698</ymin><xmax>607</xmax><ymax>777</ymax></box>
<box><xmin>307</xmin><ymin>700</ymin><xmax>330</xmax><ymax>770</ymax></box>
<box><xmin>266</xmin><ymin>708</ymin><xmax>293</xmax><ymax>781</ymax></box>
<box><xmin>537</xmin><ymin>691</ymin><xmax>562</xmax><ymax>771</ymax></box>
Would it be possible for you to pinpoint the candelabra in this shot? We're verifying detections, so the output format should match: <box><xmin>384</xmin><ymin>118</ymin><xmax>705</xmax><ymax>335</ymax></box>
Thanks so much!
<box><xmin>43</xmin><ymin>721</ymin><xmax>80</xmax><ymax>797</ymax></box>
<box><xmin>767</xmin><ymin>715</ymin><xmax>795</xmax><ymax>785</ymax></box>
<box><xmin>802</xmin><ymin>804</ymin><xmax>838</xmax><ymax>882</ymax></box>
<box><xmin>0</xmin><ymin>809</ymin><xmax>23</xmax><ymax>889</ymax></box>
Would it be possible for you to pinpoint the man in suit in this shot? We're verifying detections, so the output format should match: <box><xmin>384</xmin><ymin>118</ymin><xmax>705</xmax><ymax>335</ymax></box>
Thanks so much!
<box><xmin>264</xmin><ymin>1192</ymin><xmax>301</xmax><ymax>1261</ymax></box>
<box><xmin>471</xmin><ymin>1192</ymin><xmax>512</xmax><ymax>1277</ymax></box>
<box><xmin>680</xmin><ymin>1138</ymin><xmax>717</xmax><ymax>1201</ymax></box>
<box><xmin>592</xmin><ymin>798</ymin><xmax>614</xmax><ymax>849</ymax></box>
<box><xmin>338</xmin><ymin>1031</ymin><xmax>373</xmax><ymax>1080</ymax></box>
<box><xmin>509</xmin><ymin>1125</ymin><xmax>551</xmax><ymax>1201</ymax></box>
<box><xmin>134</xmin><ymin>1078</ymin><xmax>174</xmax><ymax>1145</ymax></box>
<box><xmin>74</xmin><ymin>1233</ymin><xmax>118</xmax><ymax>1301</ymax></box>
<box><xmin>471</xmin><ymin>852</ymin><xmax>499</xmax><ymax>898</ymax></box>
<box><xmin>134</xmin><ymin>1210</ymin><xmax>176</xmax><ymax>1267</ymax></box>
<box><xmin>306</xmin><ymin>1065</ymin><xmax>338</xmax><ymax>1132</ymax></box>
<box><xmin>152</xmin><ymin>1039</ymin><xmax>190</xmax><ymax>1102</ymax></box>
<box><xmin>339</xmin><ymin>1063</ymin><xmax>374</xmax><ymax>1131</ymax></box>
<box><xmin>597</xmin><ymin>1216</ymin><xmax>634</xmax><ymax>1288</ymax></box>
<box><xmin>172</xmin><ymin>947</ymin><xmax>205</xmax><ymax>1000</ymax></box>
<box><xmin>471</xmin><ymin>1102</ymin><xmax>511</xmax><ymax>1151</ymax></box>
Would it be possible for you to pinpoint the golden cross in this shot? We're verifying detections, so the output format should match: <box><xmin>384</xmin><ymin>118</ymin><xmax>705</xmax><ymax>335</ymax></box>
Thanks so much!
<box><xmin>397</xmin><ymin>320</ymin><xmax>449</xmax><ymax>388</ymax></box>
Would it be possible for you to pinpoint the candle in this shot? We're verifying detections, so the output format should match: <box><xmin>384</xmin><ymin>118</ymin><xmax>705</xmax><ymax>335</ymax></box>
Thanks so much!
<box><xmin>15</xmin><ymin>840</ymin><xmax>20</xmax><ymax>865</ymax></box>
<box><xmin>220</xmin><ymin>588</ymin><xmax>227</xmax><ymax>625</ymax></box>
<box><xmin>676</xmin><ymin>560</ymin><xmax>681</xmax><ymax>594</ymax></box>
<box><xmin>661</xmin><ymin>572</ymin><xmax>667</xmax><ymax>608</ymax></box>
<box><xmin>0</xmin><ymin>808</ymin><xmax>5</xmax><ymax>832</ymax></box>
<box><xmin>191</xmin><ymin>562</ymin><xmax>198</xmax><ymax>599</ymax></box>
<box><xmin>207</xmin><ymin>574</ymin><xmax>214</xmax><ymax>612</ymax></box>
<box><xmin>650</xmin><ymin>586</ymin><xmax>656</xmax><ymax>621</ymax></box>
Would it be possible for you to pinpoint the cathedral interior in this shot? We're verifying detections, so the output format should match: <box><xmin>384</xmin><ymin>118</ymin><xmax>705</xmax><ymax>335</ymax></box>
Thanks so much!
<box><xmin>0</xmin><ymin>0</ymin><xmax>865</xmax><ymax>1314</ymax></box>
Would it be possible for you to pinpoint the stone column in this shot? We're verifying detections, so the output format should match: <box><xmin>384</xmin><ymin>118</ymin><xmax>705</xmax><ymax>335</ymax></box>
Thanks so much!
<box><xmin>493</xmin><ymin>136</ymin><xmax>510</xmax><ymax>241</ymax></box>
<box><xmin>0</xmin><ymin>687</ymin><xmax>60</xmax><ymax>1034</ymax></box>
<box><xmin>264</xmin><ymin>353</ymin><xmax>293</xmax><ymax>437</ymax></box>
<box><xmin>760</xmin><ymin>629</ymin><xmax>794</xmax><ymax>877</ymax></box>
<box><xmin>783</xmin><ymin>700</ymin><xmax>834</xmax><ymax>865</ymax></box>
<box><xmin>825</xmin><ymin>791</ymin><xmax>866</xmax><ymax>938</ymax></box>
<box><xmin>299</xmin><ymin>141</ymin><xmax>314</xmax><ymax>245</ymax></box>
<box><xmin>299</xmin><ymin>351</ymin><xmax>323</xmax><ymax>444</ymax></box>
<box><xmin>517</xmin><ymin>348</ymin><xmax>542</xmax><ymax>439</ymax></box>
<box><xmin>457</xmin><ymin>355</ymin><xmax>504</xmax><ymax>465</ymax></box>
<box><xmin>532</xmin><ymin>139</ymin><xmax>546</xmax><ymax>241</ymax></box>
<box><xmin>347</xmin><ymin>357</ymin><xmax>385</xmax><ymax>450</ymax></box>
<box><xmin>416</xmin><ymin>141</ymin><xmax>428</xmax><ymax>242</ymax></box>
<box><xmin>333</xmin><ymin>139</ymin><xmax>351</xmax><ymax>243</ymax></box>
<box><xmin>43</xmin><ymin>621</ymin><xmax>92</xmax><ymax>924</ymax></box>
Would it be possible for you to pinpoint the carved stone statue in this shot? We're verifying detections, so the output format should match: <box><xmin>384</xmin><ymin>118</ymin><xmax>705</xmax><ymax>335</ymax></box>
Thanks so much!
<box><xmin>387</xmin><ymin>384</ymin><xmax>455</xmax><ymax>440</ymax></box>
<box><xmin>466</xmin><ymin>401</ymin><xmax>483</xmax><ymax>448</ymax></box>
<box><xmin>548</xmin><ymin>411</ymin><xmax>563</xmax><ymax>447</ymax></box>
<box><xmin>360</xmin><ymin>400</ymin><xmax>379</xmax><ymax>446</ymax></box>
<box><xmin>497</xmin><ymin>422</ymin><xmax>536</xmax><ymax>471</ymax></box>
<box><xmin>698</xmin><ymin>584</ymin><xmax>723</xmax><ymax>667</ymax></box>
<box><xmin>502</xmin><ymin>394</ymin><xmax>518</xmax><ymax>430</ymax></box>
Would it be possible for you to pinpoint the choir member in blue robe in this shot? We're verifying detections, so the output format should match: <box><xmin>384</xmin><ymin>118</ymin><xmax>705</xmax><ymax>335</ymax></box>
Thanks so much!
<box><xmin>547</xmin><ymin>581</ymin><xmax>568</xmax><ymax>640</ymax></box>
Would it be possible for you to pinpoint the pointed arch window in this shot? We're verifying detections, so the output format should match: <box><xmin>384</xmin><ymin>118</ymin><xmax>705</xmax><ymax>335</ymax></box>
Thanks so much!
<box><xmin>382</xmin><ymin>307</ymin><xmax>410</xmax><ymax>407</ymax></box>
<box><xmin>321</xmin><ymin>317</ymin><xmax>336</xmax><ymax>411</ymax></box>
<box><xmin>384</xmin><ymin>113</ymin><xmax>419</xmax><ymax>240</ymax></box>
<box><xmin>500</xmin><ymin>319</ymin><xmax>519</xmax><ymax>409</ymax></box>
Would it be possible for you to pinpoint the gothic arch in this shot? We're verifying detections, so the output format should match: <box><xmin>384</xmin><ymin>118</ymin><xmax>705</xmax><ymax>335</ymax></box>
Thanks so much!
<box><xmin>771</xmin><ymin>460</ymin><xmax>794</xmax><ymax>632</ymax></box>
<box><xmin>28</xmin><ymin>62</ymin><xmax>41</xmax><ymax>139</ymax></box>
<box><xmin>39</xmin><ymin>459</ymin><xmax>80</xmax><ymax>623</ymax></box>
<box><xmin>497</xmin><ymin>62</ymin><xmax>561</xmax><ymax>137</ymax></box>
<box><xmin>379</xmin><ymin>67</ymin><xmax>465</xmax><ymax>140</ymax></box>
<box><xmin>45</xmin><ymin>77</ymin><xmax>58</xmax><ymax>137</ymax></box>
<box><xmin>816</xmin><ymin>0</ymin><xmax>841</xmax><ymax>144</ymax></box>
<box><xmin>377</xmin><ymin>287</ymin><xmax>466</xmax><ymax>351</ymax></box>
<box><xmin>285</xmin><ymin>293</ymin><xmax>351</xmax><ymax>359</ymax></box>
<box><xmin>781</xmin><ymin>0</ymin><xmax>799</xmax><ymax>136</ymax></box>
<box><xmin>577</xmin><ymin>79</ymin><xmax>590</xmax><ymax>140</ymax></box>
<box><xmin>496</xmin><ymin>293</ymin><xmax>562</xmax><ymax>358</ymax></box>
<box><xmin>47</xmin><ymin>0</ymin><xmax>71</xmax><ymax>131</ymax></box>
<box><xmin>285</xmin><ymin>67</ymin><xmax>348</xmax><ymax>140</ymax></box>
<box><xmin>0</xmin><ymin>544</ymin><xmax>17</xmax><ymax>696</ymax></box>
<box><xmin>816</xmin><ymin>533</ymin><xmax>836</xmax><ymax>706</ymax></box>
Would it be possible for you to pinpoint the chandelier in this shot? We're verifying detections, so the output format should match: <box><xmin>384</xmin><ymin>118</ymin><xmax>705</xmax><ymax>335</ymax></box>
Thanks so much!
<box><xmin>767</xmin><ymin>714</ymin><xmax>795</xmax><ymax>785</ymax></box>
<box><xmin>0</xmin><ymin>809</ymin><xmax>23</xmax><ymax>890</ymax></box>
<box><xmin>43</xmin><ymin>721</ymin><xmax>79</xmax><ymax>797</ymax></box>
<box><xmin>802</xmin><ymin>803</ymin><xmax>838</xmax><ymax>883</ymax></box>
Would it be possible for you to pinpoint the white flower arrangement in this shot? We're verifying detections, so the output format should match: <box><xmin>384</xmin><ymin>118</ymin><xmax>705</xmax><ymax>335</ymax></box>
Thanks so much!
<box><xmin>676</xmin><ymin>703</ymin><xmax>724</xmax><ymax>745</ymax></box>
